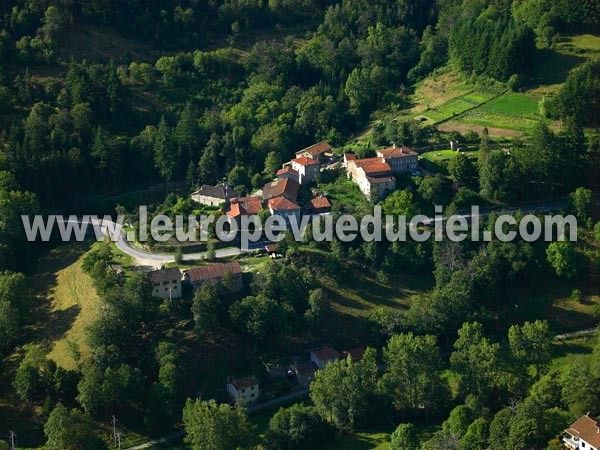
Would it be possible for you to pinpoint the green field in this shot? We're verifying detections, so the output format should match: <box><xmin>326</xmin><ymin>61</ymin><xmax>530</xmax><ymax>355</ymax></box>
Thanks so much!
<box><xmin>422</xmin><ymin>91</ymin><xmax>497</xmax><ymax>123</ymax></box>
<box><xmin>480</xmin><ymin>93</ymin><xmax>540</xmax><ymax>118</ymax></box>
<box><xmin>419</xmin><ymin>149</ymin><xmax>479</xmax><ymax>173</ymax></box>
<box><xmin>550</xmin><ymin>332</ymin><xmax>598</xmax><ymax>373</ymax></box>
<box><xmin>397</xmin><ymin>33</ymin><xmax>600</xmax><ymax>137</ymax></box>
<box><xmin>28</xmin><ymin>242</ymin><xmax>98</xmax><ymax>369</ymax></box>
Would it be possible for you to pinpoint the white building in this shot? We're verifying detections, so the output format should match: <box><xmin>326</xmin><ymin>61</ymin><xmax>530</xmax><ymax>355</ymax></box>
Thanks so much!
<box><xmin>227</xmin><ymin>376</ymin><xmax>260</xmax><ymax>405</ymax></box>
<box><xmin>564</xmin><ymin>414</ymin><xmax>600</xmax><ymax>450</ymax></box>
<box><xmin>291</xmin><ymin>156</ymin><xmax>320</xmax><ymax>185</ymax></box>
<box><xmin>150</xmin><ymin>267</ymin><xmax>182</xmax><ymax>299</ymax></box>
<box><xmin>310</xmin><ymin>347</ymin><xmax>340</xmax><ymax>370</ymax></box>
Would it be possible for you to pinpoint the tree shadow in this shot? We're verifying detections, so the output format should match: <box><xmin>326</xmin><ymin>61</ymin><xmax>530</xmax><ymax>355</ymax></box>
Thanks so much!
<box><xmin>526</xmin><ymin>48</ymin><xmax>586</xmax><ymax>89</ymax></box>
<box><xmin>24</xmin><ymin>241</ymin><xmax>93</xmax><ymax>345</ymax></box>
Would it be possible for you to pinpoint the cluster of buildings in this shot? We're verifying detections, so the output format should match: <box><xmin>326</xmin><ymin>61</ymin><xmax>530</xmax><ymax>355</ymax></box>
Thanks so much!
<box><xmin>150</xmin><ymin>261</ymin><xmax>243</xmax><ymax>300</ymax></box>
<box><xmin>191</xmin><ymin>142</ymin><xmax>421</xmax><ymax>217</ymax></box>
<box><xmin>191</xmin><ymin>141</ymin><xmax>334</xmax><ymax>225</ymax></box>
<box><xmin>228</xmin><ymin>345</ymin><xmax>365</xmax><ymax>406</ymax></box>
<box><xmin>344</xmin><ymin>144</ymin><xmax>419</xmax><ymax>200</ymax></box>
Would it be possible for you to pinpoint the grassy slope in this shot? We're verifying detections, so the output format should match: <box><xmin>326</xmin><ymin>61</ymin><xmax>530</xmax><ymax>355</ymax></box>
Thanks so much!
<box><xmin>28</xmin><ymin>241</ymin><xmax>134</xmax><ymax>370</ymax></box>
<box><xmin>405</xmin><ymin>34</ymin><xmax>600</xmax><ymax>137</ymax></box>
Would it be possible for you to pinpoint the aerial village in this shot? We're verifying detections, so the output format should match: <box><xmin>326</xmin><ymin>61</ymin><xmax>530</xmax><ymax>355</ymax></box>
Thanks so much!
<box><xmin>148</xmin><ymin>140</ymin><xmax>420</xmax><ymax>405</ymax></box>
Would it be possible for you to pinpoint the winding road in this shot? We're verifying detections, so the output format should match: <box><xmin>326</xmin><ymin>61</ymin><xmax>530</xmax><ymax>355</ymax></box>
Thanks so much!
<box><xmin>64</xmin><ymin>198</ymin><xmax>572</xmax><ymax>267</ymax></box>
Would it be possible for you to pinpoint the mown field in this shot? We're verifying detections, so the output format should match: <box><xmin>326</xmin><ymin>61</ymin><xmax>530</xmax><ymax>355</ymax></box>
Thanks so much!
<box><xmin>400</xmin><ymin>33</ymin><xmax>600</xmax><ymax>137</ymax></box>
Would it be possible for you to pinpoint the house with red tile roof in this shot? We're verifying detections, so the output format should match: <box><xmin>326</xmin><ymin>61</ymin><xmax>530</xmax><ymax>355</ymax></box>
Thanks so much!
<box><xmin>294</xmin><ymin>141</ymin><xmax>333</xmax><ymax>162</ymax></box>
<box><xmin>376</xmin><ymin>144</ymin><xmax>418</xmax><ymax>174</ymax></box>
<box><xmin>343</xmin><ymin>153</ymin><xmax>357</xmax><ymax>168</ymax></box>
<box><xmin>308</xmin><ymin>196</ymin><xmax>331</xmax><ymax>214</ymax></box>
<box><xmin>342</xmin><ymin>346</ymin><xmax>366</xmax><ymax>362</ymax></box>
<box><xmin>183</xmin><ymin>261</ymin><xmax>243</xmax><ymax>292</ymax></box>
<box><xmin>310</xmin><ymin>346</ymin><xmax>340</xmax><ymax>369</ymax></box>
<box><xmin>262</xmin><ymin>178</ymin><xmax>300</xmax><ymax>201</ymax></box>
<box><xmin>268</xmin><ymin>197</ymin><xmax>301</xmax><ymax>224</ymax></box>
<box><xmin>276</xmin><ymin>166</ymin><xmax>300</xmax><ymax>182</ymax></box>
<box><xmin>564</xmin><ymin>414</ymin><xmax>600</xmax><ymax>450</ymax></box>
<box><xmin>227</xmin><ymin>375</ymin><xmax>260</xmax><ymax>405</ymax></box>
<box><xmin>225</xmin><ymin>196</ymin><xmax>263</xmax><ymax>219</ymax></box>
<box><xmin>346</xmin><ymin>156</ymin><xmax>396</xmax><ymax>200</ymax></box>
<box><xmin>291</xmin><ymin>156</ymin><xmax>320</xmax><ymax>185</ymax></box>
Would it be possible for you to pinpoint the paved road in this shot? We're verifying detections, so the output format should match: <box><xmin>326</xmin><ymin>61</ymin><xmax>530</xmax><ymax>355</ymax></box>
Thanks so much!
<box><xmin>554</xmin><ymin>327</ymin><xmax>598</xmax><ymax>340</ymax></box>
<box><xmin>60</xmin><ymin>217</ymin><xmax>269</xmax><ymax>267</ymax></box>
<box><xmin>66</xmin><ymin>198</ymin><xmax>572</xmax><ymax>267</ymax></box>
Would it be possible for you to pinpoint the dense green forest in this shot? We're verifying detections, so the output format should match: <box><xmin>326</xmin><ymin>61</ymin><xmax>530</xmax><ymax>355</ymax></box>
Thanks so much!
<box><xmin>0</xmin><ymin>0</ymin><xmax>599</xmax><ymax>448</ymax></box>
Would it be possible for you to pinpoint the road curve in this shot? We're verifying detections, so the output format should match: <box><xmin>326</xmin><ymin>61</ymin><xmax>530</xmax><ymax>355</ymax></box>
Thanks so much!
<box><xmin>63</xmin><ymin>218</ymin><xmax>266</xmax><ymax>267</ymax></box>
<box><xmin>66</xmin><ymin>199</ymin><xmax>571</xmax><ymax>267</ymax></box>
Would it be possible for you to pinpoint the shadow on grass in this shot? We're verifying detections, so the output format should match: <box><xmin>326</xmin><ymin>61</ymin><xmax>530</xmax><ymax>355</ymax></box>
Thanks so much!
<box><xmin>25</xmin><ymin>241</ymin><xmax>94</xmax><ymax>345</ymax></box>
<box><xmin>527</xmin><ymin>48</ymin><xmax>586</xmax><ymax>88</ymax></box>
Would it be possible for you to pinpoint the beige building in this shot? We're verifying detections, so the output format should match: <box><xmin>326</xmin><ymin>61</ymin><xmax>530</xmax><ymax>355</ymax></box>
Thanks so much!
<box><xmin>150</xmin><ymin>267</ymin><xmax>182</xmax><ymax>299</ymax></box>
<box><xmin>376</xmin><ymin>145</ymin><xmax>418</xmax><ymax>173</ymax></box>
<box><xmin>310</xmin><ymin>347</ymin><xmax>340</xmax><ymax>370</ymax></box>
<box><xmin>191</xmin><ymin>184</ymin><xmax>237</xmax><ymax>207</ymax></box>
<box><xmin>294</xmin><ymin>141</ymin><xmax>332</xmax><ymax>163</ymax></box>
<box><xmin>347</xmin><ymin>157</ymin><xmax>396</xmax><ymax>200</ymax></box>
<box><xmin>227</xmin><ymin>376</ymin><xmax>260</xmax><ymax>405</ymax></box>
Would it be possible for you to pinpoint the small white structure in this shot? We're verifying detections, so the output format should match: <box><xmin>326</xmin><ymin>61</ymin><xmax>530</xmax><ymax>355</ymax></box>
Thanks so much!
<box><xmin>564</xmin><ymin>414</ymin><xmax>600</xmax><ymax>450</ymax></box>
<box><xmin>150</xmin><ymin>267</ymin><xmax>182</xmax><ymax>299</ymax></box>
<box><xmin>227</xmin><ymin>376</ymin><xmax>260</xmax><ymax>405</ymax></box>
<box><xmin>310</xmin><ymin>347</ymin><xmax>340</xmax><ymax>370</ymax></box>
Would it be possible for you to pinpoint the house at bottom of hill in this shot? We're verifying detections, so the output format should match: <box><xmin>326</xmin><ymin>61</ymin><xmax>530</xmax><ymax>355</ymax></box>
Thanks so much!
<box><xmin>150</xmin><ymin>267</ymin><xmax>182</xmax><ymax>299</ymax></box>
<box><xmin>227</xmin><ymin>376</ymin><xmax>260</xmax><ymax>405</ymax></box>
<box><xmin>564</xmin><ymin>414</ymin><xmax>600</xmax><ymax>450</ymax></box>
<box><xmin>183</xmin><ymin>261</ymin><xmax>243</xmax><ymax>292</ymax></box>
<box><xmin>310</xmin><ymin>346</ymin><xmax>340</xmax><ymax>369</ymax></box>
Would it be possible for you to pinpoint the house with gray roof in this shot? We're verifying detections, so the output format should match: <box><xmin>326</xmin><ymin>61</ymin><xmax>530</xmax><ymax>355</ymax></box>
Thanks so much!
<box><xmin>191</xmin><ymin>183</ymin><xmax>238</xmax><ymax>206</ymax></box>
